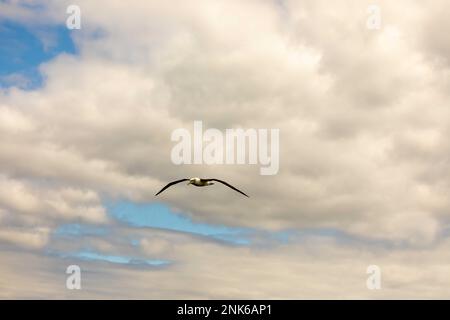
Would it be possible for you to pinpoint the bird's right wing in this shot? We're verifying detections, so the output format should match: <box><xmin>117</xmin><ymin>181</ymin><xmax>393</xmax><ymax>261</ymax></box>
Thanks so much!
<box><xmin>155</xmin><ymin>179</ymin><xmax>189</xmax><ymax>196</ymax></box>
<box><xmin>208</xmin><ymin>179</ymin><xmax>249</xmax><ymax>197</ymax></box>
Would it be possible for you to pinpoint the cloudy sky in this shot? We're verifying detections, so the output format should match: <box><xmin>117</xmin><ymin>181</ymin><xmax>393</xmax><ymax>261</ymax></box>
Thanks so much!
<box><xmin>1</xmin><ymin>0</ymin><xmax>450</xmax><ymax>299</ymax></box>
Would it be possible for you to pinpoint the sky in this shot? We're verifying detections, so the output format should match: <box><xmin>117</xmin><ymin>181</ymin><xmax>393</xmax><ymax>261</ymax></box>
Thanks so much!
<box><xmin>1</xmin><ymin>0</ymin><xmax>450</xmax><ymax>299</ymax></box>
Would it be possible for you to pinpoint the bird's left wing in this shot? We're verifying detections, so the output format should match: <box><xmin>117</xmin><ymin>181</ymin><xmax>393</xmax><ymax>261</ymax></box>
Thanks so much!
<box><xmin>207</xmin><ymin>179</ymin><xmax>249</xmax><ymax>197</ymax></box>
<box><xmin>155</xmin><ymin>179</ymin><xmax>189</xmax><ymax>196</ymax></box>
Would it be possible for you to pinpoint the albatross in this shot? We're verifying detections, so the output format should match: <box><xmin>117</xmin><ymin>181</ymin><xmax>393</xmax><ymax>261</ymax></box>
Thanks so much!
<box><xmin>155</xmin><ymin>177</ymin><xmax>249</xmax><ymax>197</ymax></box>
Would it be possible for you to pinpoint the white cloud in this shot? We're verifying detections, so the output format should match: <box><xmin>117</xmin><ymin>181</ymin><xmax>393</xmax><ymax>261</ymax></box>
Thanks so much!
<box><xmin>0</xmin><ymin>227</ymin><xmax>49</xmax><ymax>249</ymax></box>
<box><xmin>0</xmin><ymin>0</ymin><xmax>447</xmax><ymax>243</ymax></box>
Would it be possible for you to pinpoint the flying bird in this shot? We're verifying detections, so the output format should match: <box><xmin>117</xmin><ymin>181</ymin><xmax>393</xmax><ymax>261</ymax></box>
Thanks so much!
<box><xmin>155</xmin><ymin>177</ymin><xmax>249</xmax><ymax>197</ymax></box>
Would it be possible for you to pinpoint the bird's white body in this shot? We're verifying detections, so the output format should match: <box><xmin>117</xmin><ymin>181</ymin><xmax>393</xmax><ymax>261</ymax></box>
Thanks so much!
<box><xmin>188</xmin><ymin>177</ymin><xmax>214</xmax><ymax>187</ymax></box>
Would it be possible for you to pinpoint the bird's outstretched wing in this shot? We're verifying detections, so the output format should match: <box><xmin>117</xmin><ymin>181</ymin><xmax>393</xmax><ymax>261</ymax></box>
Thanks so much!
<box><xmin>206</xmin><ymin>179</ymin><xmax>249</xmax><ymax>197</ymax></box>
<box><xmin>155</xmin><ymin>179</ymin><xmax>189</xmax><ymax>196</ymax></box>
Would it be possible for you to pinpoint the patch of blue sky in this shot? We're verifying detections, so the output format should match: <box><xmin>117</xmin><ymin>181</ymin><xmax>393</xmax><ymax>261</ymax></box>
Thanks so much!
<box><xmin>54</xmin><ymin>201</ymin><xmax>371</xmax><ymax>248</ymax></box>
<box><xmin>105</xmin><ymin>200</ymin><xmax>366</xmax><ymax>247</ymax></box>
<box><xmin>4</xmin><ymin>1</ymin><xmax>47</xmax><ymax>11</ymax></box>
<box><xmin>274</xmin><ymin>227</ymin><xmax>401</xmax><ymax>249</ymax></box>
<box><xmin>0</xmin><ymin>20</ymin><xmax>76</xmax><ymax>89</ymax></box>
<box><xmin>53</xmin><ymin>250</ymin><xmax>169</xmax><ymax>267</ymax></box>
<box><xmin>54</xmin><ymin>223</ymin><xmax>109</xmax><ymax>237</ymax></box>
<box><xmin>107</xmin><ymin>201</ymin><xmax>253</xmax><ymax>246</ymax></box>
<box><xmin>130</xmin><ymin>238</ymin><xmax>141</xmax><ymax>247</ymax></box>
